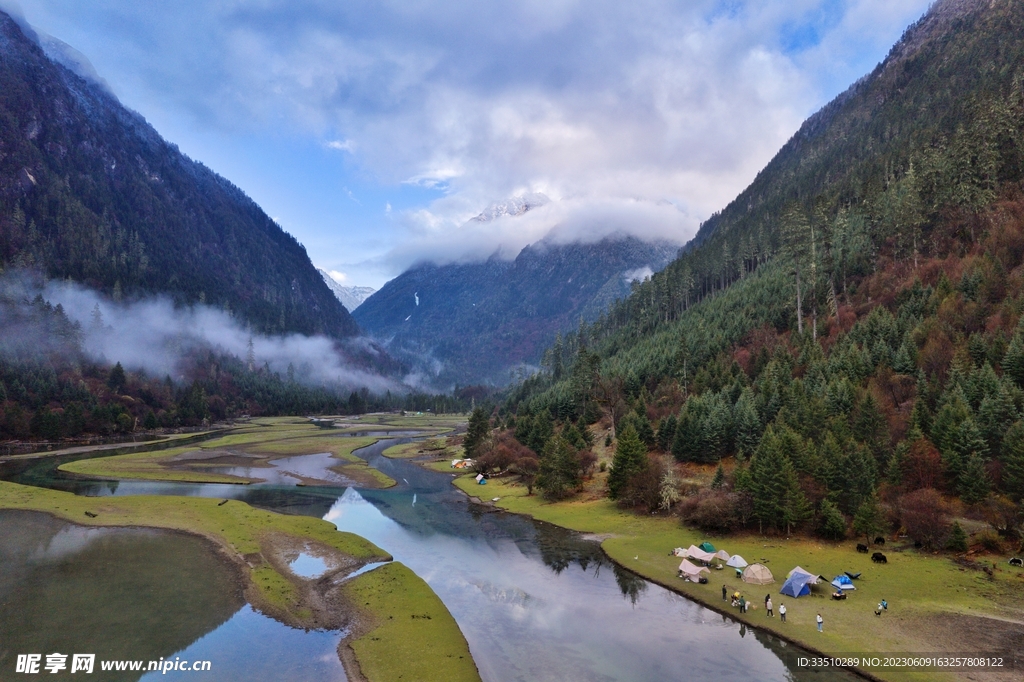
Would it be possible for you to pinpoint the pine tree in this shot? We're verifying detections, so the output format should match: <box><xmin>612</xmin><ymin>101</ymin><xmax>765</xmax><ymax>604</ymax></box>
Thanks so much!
<box><xmin>852</xmin><ymin>494</ymin><xmax>886</xmax><ymax>540</ymax></box>
<box><xmin>463</xmin><ymin>407</ymin><xmax>490</xmax><ymax>458</ymax></box>
<box><xmin>1002</xmin><ymin>421</ymin><xmax>1024</xmax><ymax>501</ymax></box>
<box><xmin>608</xmin><ymin>425</ymin><xmax>647</xmax><ymax>500</ymax></box>
<box><xmin>710</xmin><ymin>463</ymin><xmax>725</xmax><ymax>489</ymax></box>
<box><xmin>750</xmin><ymin>431</ymin><xmax>811</xmax><ymax>534</ymax></box>
<box><xmin>957</xmin><ymin>454</ymin><xmax>990</xmax><ymax>505</ymax></box>
<box><xmin>817</xmin><ymin>498</ymin><xmax>847</xmax><ymax>540</ymax></box>
<box><xmin>536</xmin><ymin>436</ymin><xmax>582</xmax><ymax>501</ymax></box>
<box><xmin>734</xmin><ymin>388</ymin><xmax>761</xmax><ymax>459</ymax></box>
<box><xmin>946</xmin><ymin>521</ymin><xmax>968</xmax><ymax>552</ymax></box>
<box><xmin>1002</xmin><ymin>331</ymin><xmax>1024</xmax><ymax>387</ymax></box>
<box><xmin>107</xmin><ymin>362</ymin><xmax>126</xmax><ymax>393</ymax></box>
<box><xmin>656</xmin><ymin>414</ymin><xmax>677</xmax><ymax>452</ymax></box>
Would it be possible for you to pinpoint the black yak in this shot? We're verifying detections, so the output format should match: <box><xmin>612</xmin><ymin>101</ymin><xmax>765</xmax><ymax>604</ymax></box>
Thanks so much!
<box><xmin>871</xmin><ymin>552</ymin><xmax>887</xmax><ymax>564</ymax></box>
<box><xmin>856</xmin><ymin>544</ymin><xmax>869</xmax><ymax>553</ymax></box>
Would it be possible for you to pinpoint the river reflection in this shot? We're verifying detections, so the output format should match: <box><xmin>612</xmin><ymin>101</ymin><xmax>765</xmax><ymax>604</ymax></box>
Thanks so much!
<box><xmin>324</xmin><ymin>486</ymin><xmax>852</xmax><ymax>682</ymax></box>
<box><xmin>1</xmin><ymin>436</ymin><xmax>859</xmax><ymax>682</ymax></box>
<box><xmin>0</xmin><ymin>511</ymin><xmax>346</xmax><ymax>682</ymax></box>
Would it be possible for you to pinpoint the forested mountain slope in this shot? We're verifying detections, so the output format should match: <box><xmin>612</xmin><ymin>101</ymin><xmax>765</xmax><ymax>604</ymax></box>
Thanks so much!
<box><xmin>0</xmin><ymin>11</ymin><xmax>358</xmax><ymax>339</ymax></box>
<box><xmin>354</xmin><ymin>236</ymin><xmax>676</xmax><ymax>388</ymax></box>
<box><xmin>497</xmin><ymin>0</ymin><xmax>1024</xmax><ymax>539</ymax></box>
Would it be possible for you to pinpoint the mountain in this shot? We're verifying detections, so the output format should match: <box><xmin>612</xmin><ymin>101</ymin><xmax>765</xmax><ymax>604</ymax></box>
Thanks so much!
<box><xmin>353</xmin><ymin>236</ymin><xmax>677</xmax><ymax>387</ymax></box>
<box><xmin>504</xmin><ymin>0</ymin><xmax>1024</xmax><ymax>518</ymax></box>
<box><xmin>0</xmin><ymin>11</ymin><xmax>358</xmax><ymax>339</ymax></box>
<box><xmin>317</xmin><ymin>269</ymin><xmax>375</xmax><ymax>312</ymax></box>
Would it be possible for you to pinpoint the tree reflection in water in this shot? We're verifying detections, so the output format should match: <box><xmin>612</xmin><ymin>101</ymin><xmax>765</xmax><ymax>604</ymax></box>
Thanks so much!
<box><xmin>612</xmin><ymin>563</ymin><xmax>648</xmax><ymax>605</ymax></box>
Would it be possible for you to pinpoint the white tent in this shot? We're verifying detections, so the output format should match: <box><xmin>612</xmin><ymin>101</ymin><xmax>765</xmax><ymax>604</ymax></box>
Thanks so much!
<box><xmin>713</xmin><ymin>549</ymin><xmax>731</xmax><ymax>561</ymax></box>
<box><xmin>726</xmin><ymin>554</ymin><xmax>748</xmax><ymax>568</ymax></box>
<box><xmin>683</xmin><ymin>544</ymin><xmax>716</xmax><ymax>563</ymax></box>
<box><xmin>672</xmin><ymin>547</ymin><xmax>687</xmax><ymax>557</ymax></box>
<box><xmin>678</xmin><ymin>559</ymin><xmax>711</xmax><ymax>582</ymax></box>
<box><xmin>742</xmin><ymin>563</ymin><xmax>775</xmax><ymax>585</ymax></box>
<box><xmin>787</xmin><ymin>566</ymin><xmax>821</xmax><ymax>584</ymax></box>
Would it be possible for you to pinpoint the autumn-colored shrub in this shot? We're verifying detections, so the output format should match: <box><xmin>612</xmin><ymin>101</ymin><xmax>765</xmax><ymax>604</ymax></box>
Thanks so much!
<box><xmin>678</xmin><ymin>489</ymin><xmax>751</xmax><ymax>533</ymax></box>
<box><xmin>901</xmin><ymin>437</ymin><xmax>944</xmax><ymax>492</ymax></box>
<box><xmin>896</xmin><ymin>488</ymin><xmax>950</xmax><ymax>549</ymax></box>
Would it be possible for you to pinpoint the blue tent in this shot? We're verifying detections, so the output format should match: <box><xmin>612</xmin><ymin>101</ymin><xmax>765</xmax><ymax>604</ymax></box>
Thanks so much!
<box><xmin>831</xmin><ymin>575</ymin><xmax>856</xmax><ymax>591</ymax></box>
<box><xmin>780</xmin><ymin>572</ymin><xmax>814</xmax><ymax>598</ymax></box>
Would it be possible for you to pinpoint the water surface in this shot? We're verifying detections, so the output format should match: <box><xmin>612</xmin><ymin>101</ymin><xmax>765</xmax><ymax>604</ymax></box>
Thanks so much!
<box><xmin>1</xmin><ymin>435</ymin><xmax>858</xmax><ymax>682</ymax></box>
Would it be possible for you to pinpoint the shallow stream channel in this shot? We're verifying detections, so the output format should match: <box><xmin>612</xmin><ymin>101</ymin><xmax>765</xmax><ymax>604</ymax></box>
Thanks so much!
<box><xmin>1</xmin><ymin>433</ymin><xmax>858</xmax><ymax>681</ymax></box>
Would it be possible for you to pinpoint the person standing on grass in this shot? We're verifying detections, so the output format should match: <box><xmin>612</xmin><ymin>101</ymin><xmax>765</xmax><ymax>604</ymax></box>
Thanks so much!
<box><xmin>723</xmin><ymin>584</ymin><xmax>728</xmax><ymax>601</ymax></box>
<box><xmin>766</xmin><ymin>597</ymin><xmax>773</xmax><ymax>617</ymax></box>
<box><xmin>779</xmin><ymin>603</ymin><xmax>786</xmax><ymax>622</ymax></box>
<box><xmin>816</xmin><ymin>613</ymin><xmax>823</xmax><ymax>632</ymax></box>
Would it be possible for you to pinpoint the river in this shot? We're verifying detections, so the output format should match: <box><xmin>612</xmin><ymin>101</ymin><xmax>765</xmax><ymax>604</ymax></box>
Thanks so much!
<box><xmin>0</xmin><ymin>433</ymin><xmax>856</xmax><ymax>681</ymax></box>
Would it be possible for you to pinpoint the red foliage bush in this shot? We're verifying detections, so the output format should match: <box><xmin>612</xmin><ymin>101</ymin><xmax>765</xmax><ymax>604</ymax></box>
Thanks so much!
<box><xmin>678</xmin><ymin>489</ymin><xmax>751</xmax><ymax>533</ymax></box>
<box><xmin>901</xmin><ymin>438</ymin><xmax>944</xmax><ymax>492</ymax></box>
<box><xmin>896</xmin><ymin>488</ymin><xmax>950</xmax><ymax>549</ymax></box>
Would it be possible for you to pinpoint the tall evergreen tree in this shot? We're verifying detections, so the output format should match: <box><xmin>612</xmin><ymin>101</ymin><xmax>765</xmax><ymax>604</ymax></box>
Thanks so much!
<box><xmin>608</xmin><ymin>424</ymin><xmax>647</xmax><ymax>500</ymax></box>
<box><xmin>463</xmin><ymin>407</ymin><xmax>490</xmax><ymax>458</ymax></box>
<box><xmin>537</xmin><ymin>436</ymin><xmax>582</xmax><ymax>500</ymax></box>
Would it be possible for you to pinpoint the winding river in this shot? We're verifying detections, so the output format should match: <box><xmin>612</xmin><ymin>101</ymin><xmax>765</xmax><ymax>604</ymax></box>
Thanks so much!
<box><xmin>0</xmin><ymin>433</ymin><xmax>857</xmax><ymax>681</ymax></box>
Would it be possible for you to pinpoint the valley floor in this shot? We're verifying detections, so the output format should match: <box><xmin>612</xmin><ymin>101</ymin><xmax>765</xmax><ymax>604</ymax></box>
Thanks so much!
<box><xmin>0</xmin><ymin>414</ymin><xmax>479</xmax><ymax>682</ymax></box>
<box><xmin>447</xmin><ymin>471</ymin><xmax>1024</xmax><ymax>682</ymax></box>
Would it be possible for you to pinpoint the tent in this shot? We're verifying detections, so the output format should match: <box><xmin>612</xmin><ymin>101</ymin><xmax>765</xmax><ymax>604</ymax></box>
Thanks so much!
<box><xmin>831</xmin><ymin>575</ymin><xmax>856</xmax><ymax>591</ymax></box>
<box><xmin>787</xmin><ymin>566</ymin><xmax>821</xmax><ymax>584</ymax></box>
<box><xmin>713</xmin><ymin>549</ymin><xmax>731</xmax><ymax>562</ymax></box>
<box><xmin>681</xmin><ymin>545</ymin><xmax>716</xmax><ymax>563</ymax></box>
<box><xmin>780</xmin><ymin>572</ymin><xmax>814</xmax><ymax>598</ymax></box>
<box><xmin>698</xmin><ymin>541</ymin><xmax>716</xmax><ymax>553</ymax></box>
<box><xmin>726</xmin><ymin>554</ymin><xmax>748</xmax><ymax>569</ymax></box>
<box><xmin>678</xmin><ymin>559</ymin><xmax>711</xmax><ymax>583</ymax></box>
<box><xmin>741</xmin><ymin>563</ymin><xmax>774</xmax><ymax>585</ymax></box>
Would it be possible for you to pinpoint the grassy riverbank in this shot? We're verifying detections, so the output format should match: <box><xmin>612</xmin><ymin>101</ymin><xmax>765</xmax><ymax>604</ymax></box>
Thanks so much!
<box><xmin>58</xmin><ymin>420</ymin><xmax>396</xmax><ymax>488</ymax></box>
<box><xmin>0</xmin><ymin>479</ymin><xmax>479</xmax><ymax>682</ymax></box>
<box><xmin>453</xmin><ymin>475</ymin><xmax>1024</xmax><ymax>682</ymax></box>
<box><xmin>344</xmin><ymin>562</ymin><xmax>481</xmax><ymax>682</ymax></box>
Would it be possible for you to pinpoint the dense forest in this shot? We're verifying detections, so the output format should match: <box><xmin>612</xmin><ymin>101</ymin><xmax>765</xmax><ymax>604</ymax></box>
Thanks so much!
<box><xmin>0</xmin><ymin>10</ymin><xmax>358</xmax><ymax>340</ymax></box>
<box><xmin>477</xmin><ymin>0</ymin><xmax>1024</xmax><ymax>550</ymax></box>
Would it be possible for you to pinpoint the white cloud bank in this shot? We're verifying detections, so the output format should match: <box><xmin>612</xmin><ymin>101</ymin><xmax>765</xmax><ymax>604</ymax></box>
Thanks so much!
<box><xmin>42</xmin><ymin>280</ymin><xmax>398</xmax><ymax>392</ymax></box>
<box><xmin>11</xmin><ymin>0</ymin><xmax>933</xmax><ymax>273</ymax></box>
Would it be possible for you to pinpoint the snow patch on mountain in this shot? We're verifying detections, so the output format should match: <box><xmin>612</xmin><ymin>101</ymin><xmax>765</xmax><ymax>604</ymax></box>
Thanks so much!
<box><xmin>471</xmin><ymin>193</ymin><xmax>550</xmax><ymax>223</ymax></box>
<box><xmin>318</xmin><ymin>269</ymin><xmax>376</xmax><ymax>311</ymax></box>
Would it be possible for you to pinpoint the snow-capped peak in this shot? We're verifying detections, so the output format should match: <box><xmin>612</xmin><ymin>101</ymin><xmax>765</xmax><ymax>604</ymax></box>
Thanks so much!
<box><xmin>471</xmin><ymin>193</ymin><xmax>550</xmax><ymax>223</ymax></box>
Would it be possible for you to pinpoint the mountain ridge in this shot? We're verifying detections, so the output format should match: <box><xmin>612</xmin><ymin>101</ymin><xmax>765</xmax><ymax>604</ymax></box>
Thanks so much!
<box><xmin>354</xmin><ymin>235</ymin><xmax>678</xmax><ymax>387</ymax></box>
<box><xmin>0</xmin><ymin>10</ymin><xmax>359</xmax><ymax>340</ymax></box>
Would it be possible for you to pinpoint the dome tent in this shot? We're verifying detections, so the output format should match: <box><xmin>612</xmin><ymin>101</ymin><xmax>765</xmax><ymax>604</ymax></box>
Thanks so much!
<box><xmin>831</xmin><ymin>575</ymin><xmax>856</xmax><ymax>591</ymax></box>
<box><xmin>698</xmin><ymin>541</ymin><xmax>716</xmax><ymax>553</ymax></box>
<box><xmin>780</xmin><ymin>572</ymin><xmax>814</xmax><ymax>598</ymax></box>
<box><xmin>741</xmin><ymin>563</ymin><xmax>774</xmax><ymax>585</ymax></box>
<box><xmin>726</xmin><ymin>554</ymin><xmax>748</xmax><ymax>569</ymax></box>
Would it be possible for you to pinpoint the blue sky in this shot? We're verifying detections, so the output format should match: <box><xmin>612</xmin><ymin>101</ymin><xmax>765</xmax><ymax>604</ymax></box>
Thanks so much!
<box><xmin>5</xmin><ymin>0</ymin><xmax>932</xmax><ymax>289</ymax></box>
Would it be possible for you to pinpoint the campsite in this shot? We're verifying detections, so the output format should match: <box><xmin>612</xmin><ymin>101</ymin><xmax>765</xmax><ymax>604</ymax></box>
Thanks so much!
<box><xmin>455</xmin><ymin>473</ymin><xmax>1024</xmax><ymax>681</ymax></box>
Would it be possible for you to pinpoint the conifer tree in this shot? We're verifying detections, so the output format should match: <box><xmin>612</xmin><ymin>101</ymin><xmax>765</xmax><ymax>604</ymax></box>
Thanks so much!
<box><xmin>817</xmin><ymin>498</ymin><xmax>847</xmax><ymax>541</ymax></box>
<box><xmin>608</xmin><ymin>424</ymin><xmax>647</xmax><ymax>500</ymax></box>
<box><xmin>957</xmin><ymin>454</ymin><xmax>990</xmax><ymax>505</ymax></box>
<box><xmin>537</xmin><ymin>436</ymin><xmax>582</xmax><ymax>500</ymax></box>
<box><xmin>750</xmin><ymin>430</ymin><xmax>811</xmax><ymax>534</ymax></box>
<box><xmin>946</xmin><ymin>521</ymin><xmax>968</xmax><ymax>552</ymax></box>
<box><xmin>463</xmin><ymin>407</ymin><xmax>490</xmax><ymax>458</ymax></box>
<box><xmin>710</xmin><ymin>463</ymin><xmax>725</xmax><ymax>489</ymax></box>
<box><xmin>1002</xmin><ymin>331</ymin><xmax>1024</xmax><ymax>387</ymax></box>
<box><xmin>656</xmin><ymin>414</ymin><xmax>677</xmax><ymax>452</ymax></box>
<box><xmin>852</xmin><ymin>494</ymin><xmax>886</xmax><ymax>540</ymax></box>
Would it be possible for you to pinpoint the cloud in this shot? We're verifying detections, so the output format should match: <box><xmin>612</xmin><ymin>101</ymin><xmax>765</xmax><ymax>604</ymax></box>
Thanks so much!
<box><xmin>13</xmin><ymin>0</ymin><xmax>933</xmax><ymax>271</ymax></box>
<box><xmin>33</xmin><ymin>278</ymin><xmax>399</xmax><ymax>393</ymax></box>
<box><xmin>327</xmin><ymin>270</ymin><xmax>348</xmax><ymax>284</ymax></box>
